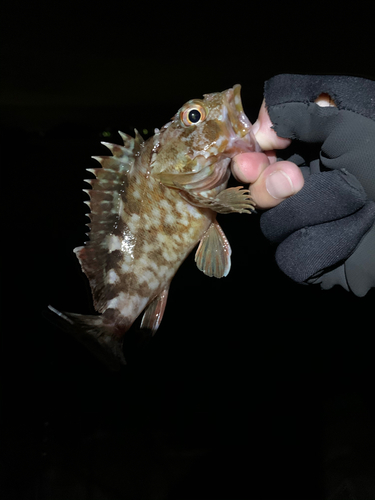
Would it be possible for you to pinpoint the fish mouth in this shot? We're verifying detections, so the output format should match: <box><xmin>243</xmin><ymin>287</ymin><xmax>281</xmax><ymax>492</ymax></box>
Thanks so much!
<box><xmin>223</xmin><ymin>85</ymin><xmax>261</xmax><ymax>156</ymax></box>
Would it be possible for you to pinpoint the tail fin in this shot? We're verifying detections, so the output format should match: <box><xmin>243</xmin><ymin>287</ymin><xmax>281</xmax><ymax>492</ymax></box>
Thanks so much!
<box><xmin>47</xmin><ymin>305</ymin><xmax>126</xmax><ymax>371</ymax></box>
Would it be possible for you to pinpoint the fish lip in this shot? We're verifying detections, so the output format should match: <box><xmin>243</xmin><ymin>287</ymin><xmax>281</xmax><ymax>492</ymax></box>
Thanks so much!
<box><xmin>225</xmin><ymin>85</ymin><xmax>252</xmax><ymax>138</ymax></box>
<box><xmin>224</xmin><ymin>85</ymin><xmax>261</xmax><ymax>155</ymax></box>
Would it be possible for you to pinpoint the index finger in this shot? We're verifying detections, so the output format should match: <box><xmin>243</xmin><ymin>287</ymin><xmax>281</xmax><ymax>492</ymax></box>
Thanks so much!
<box><xmin>253</xmin><ymin>100</ymin><xmax>292</xmax><ymax>151</ymax></box>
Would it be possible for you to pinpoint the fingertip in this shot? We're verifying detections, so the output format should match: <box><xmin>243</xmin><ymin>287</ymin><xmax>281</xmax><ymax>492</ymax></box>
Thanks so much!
<box><xmin>255</xmin><ymin>100</ymin><xmax>292</xmax><ymax>151</ymax></box>
<box><xmin>269</xmin><ymin>161</ymin><xmax>305</xmax><ymax>197</ymax></box>
<box><xmin>231</xmin><ymin>152</ymin><xmax>270</xmax><ymax>184</ymax></box>
<box><xmin>250</xmin><ymin>161</ymin><xmax>304</xmax><ymax>209</ymax></box>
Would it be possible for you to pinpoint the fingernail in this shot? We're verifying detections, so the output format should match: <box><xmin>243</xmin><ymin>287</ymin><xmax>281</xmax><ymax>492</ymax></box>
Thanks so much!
<box><xmin>252</xmin><ymin>120</ymin><xmax>260</xmax><ymax>135</ymax></box>
<box><xmin>266</xmin><ymin>170</ymin><xmax>295</xmax><ymax>199</ymax></box>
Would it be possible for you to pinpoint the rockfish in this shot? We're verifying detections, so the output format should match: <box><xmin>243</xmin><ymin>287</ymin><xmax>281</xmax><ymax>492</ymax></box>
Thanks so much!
<box><xmin>49</xmin><ymin>85</ymin><xmax>258</xmax><ymax>369</ymax></box>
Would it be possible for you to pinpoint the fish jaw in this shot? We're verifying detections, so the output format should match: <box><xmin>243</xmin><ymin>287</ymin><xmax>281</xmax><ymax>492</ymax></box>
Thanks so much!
<box><xmin>220</xmin><ymin>84</ymin><xmax>262</xmax><ymax>156</ymax></box>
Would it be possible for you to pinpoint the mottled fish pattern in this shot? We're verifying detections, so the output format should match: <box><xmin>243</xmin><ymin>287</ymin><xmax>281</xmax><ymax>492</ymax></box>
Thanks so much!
<box><xmin>49</xmin><ymin>85</ymin><xmax>258</xmax><ymax>369</ymax></box>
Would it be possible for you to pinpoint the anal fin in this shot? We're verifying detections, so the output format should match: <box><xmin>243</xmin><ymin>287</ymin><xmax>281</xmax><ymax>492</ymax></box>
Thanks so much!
<box><xmin>195</xmin><ymin>220</ymin><xmax>232</xmax><ymax>278</ymax></box>
<box><xmin>140</xmin><ymin>287</ymin><xmax>169</xmax><ymax>334</ymax></box>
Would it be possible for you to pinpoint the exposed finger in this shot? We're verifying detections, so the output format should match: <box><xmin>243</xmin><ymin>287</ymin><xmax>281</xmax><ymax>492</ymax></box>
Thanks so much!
<box><xmin>250</xmin><ymin>160</ymin><xmax>305</xmax><ymax>209</ymax></box>
<box><xmin>231</xmin><ymin>152</ymin><xmax>270</xmax><ymax>184</ymax></box>
<box><xmin>253</xmin><ymin>99</ymin><xmax>292</xmax><ymax>151</ymax></box>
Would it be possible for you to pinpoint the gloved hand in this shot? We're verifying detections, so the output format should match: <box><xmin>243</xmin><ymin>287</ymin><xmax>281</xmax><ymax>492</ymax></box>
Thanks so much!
<box><xmin>233</xmin><ymin>74</ymin><xmax>375</xmax><ymax>296</ymax></box>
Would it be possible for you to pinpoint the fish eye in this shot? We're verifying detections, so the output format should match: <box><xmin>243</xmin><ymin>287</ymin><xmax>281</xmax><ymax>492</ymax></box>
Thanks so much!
<box><xmin>188</xmin><ymin>109</ymin><xmax>201</xmax><ymax>123</ymax></box>
<box><xmin>180</xmin><ymin>101</ymin><xmax>206</xmax><ymax>127</ymax></box>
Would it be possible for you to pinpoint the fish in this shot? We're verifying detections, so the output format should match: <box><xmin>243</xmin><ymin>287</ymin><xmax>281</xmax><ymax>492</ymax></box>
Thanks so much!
<box><xmin>48</xmin><ymin>85</ymin><xmax>259</xmax><ymax>370</ymax></box>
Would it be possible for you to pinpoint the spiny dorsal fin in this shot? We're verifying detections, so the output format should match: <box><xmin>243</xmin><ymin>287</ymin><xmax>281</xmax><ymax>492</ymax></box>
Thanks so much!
<box><xmin>74</xmin><ymin>130</ymin><xmax>143</xmax><ymax>313</ymax></box>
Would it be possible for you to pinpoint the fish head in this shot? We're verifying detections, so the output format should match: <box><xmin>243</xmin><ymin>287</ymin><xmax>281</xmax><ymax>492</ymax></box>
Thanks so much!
<box><xmin>150</xmin><ymin>85</ymin><xmax>259</xmax><ymax>189</ymax></box>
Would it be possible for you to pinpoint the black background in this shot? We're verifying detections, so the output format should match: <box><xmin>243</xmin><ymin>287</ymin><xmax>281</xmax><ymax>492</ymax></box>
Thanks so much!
<box><xmin>1</xmin><ymin>3</ymin><xmax>375</xmax><ymax>499</ymax></box>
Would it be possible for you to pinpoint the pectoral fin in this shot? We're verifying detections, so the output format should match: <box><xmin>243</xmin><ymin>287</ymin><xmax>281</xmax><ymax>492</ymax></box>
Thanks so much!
<box><xmin>140</xmin><ymin>287</ymin><xmax>169</xmax><ymax>334</ymax></box>
<box><xmin>177</xmin><ymin>185</ymin><xmax>256</xmax><ymax>214</ymax></box>
<box><xmin>195</xmin><ymin>220</ymin><xmax>232</xmax><ymax>278</ymax></box>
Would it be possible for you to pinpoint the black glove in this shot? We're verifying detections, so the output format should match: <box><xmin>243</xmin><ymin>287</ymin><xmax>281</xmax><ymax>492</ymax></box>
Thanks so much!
<box><xmin>259</xmin><ymin>74</ymin><xmax>375</xmax><ymax>296</ymax></box>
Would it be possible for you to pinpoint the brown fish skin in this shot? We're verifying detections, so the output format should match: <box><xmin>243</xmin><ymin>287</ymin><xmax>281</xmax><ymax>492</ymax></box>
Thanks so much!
<box><xmin>48</xmin><ymin>85</ymin><xmax>258</xmax><ymax>369</ymax></box>
<box><xmin>81</xmin><ymin>137</ymin><xmax>216</xmax><ymax>335</ymax></box>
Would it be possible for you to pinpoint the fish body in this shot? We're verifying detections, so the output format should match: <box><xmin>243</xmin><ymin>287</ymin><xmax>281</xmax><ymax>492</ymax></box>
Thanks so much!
<box><xmin>49</xmin><ymin>85</ymin><xmax>258</xmax><ymax>369</ymax></box>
